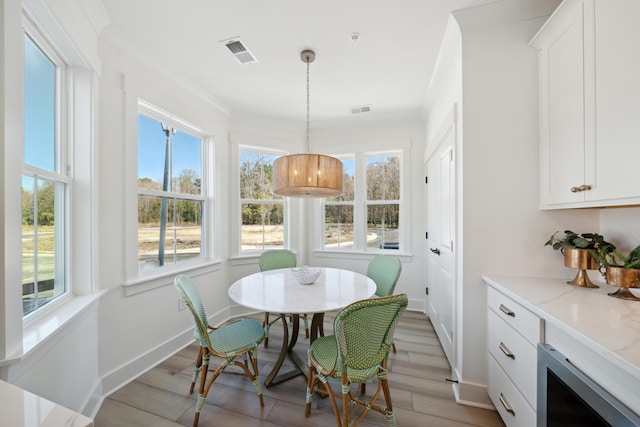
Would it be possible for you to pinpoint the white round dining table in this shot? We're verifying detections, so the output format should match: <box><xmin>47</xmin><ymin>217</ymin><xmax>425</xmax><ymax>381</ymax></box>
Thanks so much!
<box><xmin>228</xmin><ymin>267</ymin><xmax>376</xmax><ymax>387</ymax></box>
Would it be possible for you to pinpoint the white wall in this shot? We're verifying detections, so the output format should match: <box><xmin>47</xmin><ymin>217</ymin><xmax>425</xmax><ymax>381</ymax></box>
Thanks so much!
<box><xmin>95</xmin><ymin>38</ymin><xmax>238</xmax><ymax>398</ymax></box>
<box><xmin>600</xmin><ymin>207</ymin><xmax>640</xmax><ymax>253</ymax></box>
<box><xmin>423</xmin><ymin>1</ymin><xmax>600</xmax><ymax>407</ymax></box>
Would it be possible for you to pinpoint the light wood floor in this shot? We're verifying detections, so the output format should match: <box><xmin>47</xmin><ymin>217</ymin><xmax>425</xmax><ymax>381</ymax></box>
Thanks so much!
<box><xmin>94</xmin><ymin>310</ymin><xmax>504</xmax><ymax>426</ymax></box>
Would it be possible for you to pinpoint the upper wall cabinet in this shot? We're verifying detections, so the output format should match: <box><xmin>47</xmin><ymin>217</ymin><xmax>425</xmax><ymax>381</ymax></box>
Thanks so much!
<box><xmin>530</xmin><ymin>0</ymin><xmax>640</xmax><ymax>209</ymax></box>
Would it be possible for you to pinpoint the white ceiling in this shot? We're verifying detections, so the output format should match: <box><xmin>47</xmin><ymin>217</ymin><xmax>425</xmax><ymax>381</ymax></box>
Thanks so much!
<box><xmin>100</xmin><ymin>0</ymin><xmax>497</xmax><ymax>125</ymax></box>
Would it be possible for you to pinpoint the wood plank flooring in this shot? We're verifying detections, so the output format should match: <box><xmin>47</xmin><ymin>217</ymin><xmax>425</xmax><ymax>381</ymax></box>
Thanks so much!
<box><xmin>94</xmin><ymin>311</ymin><xmax>504</xmax><ymax>426</ymax></box>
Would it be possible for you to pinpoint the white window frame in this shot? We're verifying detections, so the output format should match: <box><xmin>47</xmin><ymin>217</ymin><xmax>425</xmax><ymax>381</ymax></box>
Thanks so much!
<box><xmin>11</xmin><ymin>6</ymin><xmax>99</xmax><ymax>358</ymax></box>
<box><xmin>236</xmin><ymin>145</ymin><xmax>289</xmax><ymax>256</ymax></box>
<box><xmin>21</xmin><ymin>18</ymin><xmax>71</xmax><ymax>319</ymax></box>
<box><xmin>316</xmin><ymin>142</ymin><xmax>410</xmax><ymax>257</ymax></box>
<box><xmin>126</xmin><ymin>100</ymin><xmax>214</xmax><ymax>287</ymax></box>
<box><xmin>136</xmin><ymin>102</ymin><xmax>208</xmax><ymax>272</ymax></box>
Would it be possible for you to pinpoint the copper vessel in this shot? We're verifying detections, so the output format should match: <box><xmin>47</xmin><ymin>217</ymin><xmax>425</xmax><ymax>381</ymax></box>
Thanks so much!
<box><xmin>605</xmin><ymin>267</ymin><xmax>640</xmax><ymax>301</ymax></box>
<box><xmin>563</xmin><ymin>248</ymin><xmax>599</xmax><ymax>288</ymax></box>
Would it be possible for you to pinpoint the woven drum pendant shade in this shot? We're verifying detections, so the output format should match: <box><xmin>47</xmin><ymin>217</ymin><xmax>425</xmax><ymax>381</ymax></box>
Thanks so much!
<box><xmin>272</xmin><ymin>49</ymin><xmax>344</xmax><ymax>198</ymax></box>
<box><xmin>273</xmin><ymin>153</ymin><xmax>343</xmax><ymax>198</ymax></box>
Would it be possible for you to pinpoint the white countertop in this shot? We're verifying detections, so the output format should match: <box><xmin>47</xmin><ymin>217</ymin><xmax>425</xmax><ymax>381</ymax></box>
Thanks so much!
<box><xmin>482</xmin><ymin>275</ymin><xmax>640</xmax><ymax>411</ymax></box>
<box><xmin>0</xmin><ymin>380</ymin><xmax>93</xmax><ymax>427</ymax></box>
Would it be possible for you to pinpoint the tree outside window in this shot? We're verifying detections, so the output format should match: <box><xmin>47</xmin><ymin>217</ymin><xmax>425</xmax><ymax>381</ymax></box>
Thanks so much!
<box><xmin>240</xmin><ymin>149</ymin><xmax>284</xmax><ymax>251</ymax></box>
<box><xmin>324</xmin><ymin>157</ymin><xmax>355</xmax><ymax>248</ymax></box>
<box><xmin>137</xmin><ymin>111</ymin><xmax>205</xmax><ymax>270</ymax></box>
<box><xmin>366</xmin><ymin>155</ymin><xmax>400</xmax><ymax>250</ymax></box>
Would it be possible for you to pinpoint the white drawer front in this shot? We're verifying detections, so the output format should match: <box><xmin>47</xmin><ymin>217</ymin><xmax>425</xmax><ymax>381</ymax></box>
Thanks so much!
<box><xmin>488</xmin><ymin>310</ymin><xmax>537</xmax><ymax>406</ymax></box>
<box><xmin>488</xmin><ymin>354</ymin><xmax>536</xmax><ymax>427</ymax></box>
<box><xmin>488</xmin><ymin>286</ymin><xmax>541</xmax><ymax>345</ymax></box>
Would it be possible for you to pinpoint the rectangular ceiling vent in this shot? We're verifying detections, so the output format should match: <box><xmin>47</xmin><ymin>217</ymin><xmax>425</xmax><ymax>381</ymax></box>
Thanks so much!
<box><xmin>350</xmin><ymin>105</ymin><xmax>371</xmax><ymax>114</ymax></box>
<box><xmin>221</xmin><ymin>37</ymin><xmax>259</xmax><ymax>64</ymax></box>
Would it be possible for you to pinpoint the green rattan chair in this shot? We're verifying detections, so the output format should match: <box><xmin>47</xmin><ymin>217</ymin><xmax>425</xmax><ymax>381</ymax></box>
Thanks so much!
<box><xmin>174</xmin><ymin>275</ymin><xmax>265</xmax><ymax>427</ymax></box>
<box><xmin>259</xmin><ymin>249</ymin><xmax>309</xmax><ymax>346</ymax></box>
<box><xmin>305</xmin><ymin>294</ymin><xmax>408</xmax><ymax>427</ymax></box>
<box><xmin>367</xmin><ymin>255</ymin><xmax>402</xmax><ymax>353</ymax></box>
<box><xmin>367</xmin><ymin>255</ymin><xmax>402</xmax><ymax>297</ymax></box>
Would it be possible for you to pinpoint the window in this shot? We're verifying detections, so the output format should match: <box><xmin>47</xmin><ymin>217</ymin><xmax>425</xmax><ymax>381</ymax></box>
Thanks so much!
<box><xmin>22</xmin><ymin>31</ymin><xmax>68</xmax><ymax>316</ymax></box>
<box><xmin>366</xmin><ymin>154</ymin><xmax>400</xmax><ymax>250</ymax></box>
<box><xmin>239</xmin><ymin>149</ymin><xmax>284</xmax><ymax>252</ymax></box>
<box><xmin>137</xmin><ymin>105</ymin><xmax>205</xmax><ymax>270</ymax></box>
<box><xmin>321</xmin><ymin>152</ymin><xmax>402</xmax><ymax>252</ymax></box>
<box><xmin>324</xmin><ymin>157</ymin><xmax>355</xmax><ymax>248</ymax></box>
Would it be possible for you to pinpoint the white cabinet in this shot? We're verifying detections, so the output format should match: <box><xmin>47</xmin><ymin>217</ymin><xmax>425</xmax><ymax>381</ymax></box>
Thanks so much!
<box><xmin>486</xmin><ymin>286</ymin><xmax>543</xmax><ymax>427</ymax></box>
<box><xmin>530</xmin><ymin>0</ymin><xmax>640</xmax><ymax>209</ymax></box>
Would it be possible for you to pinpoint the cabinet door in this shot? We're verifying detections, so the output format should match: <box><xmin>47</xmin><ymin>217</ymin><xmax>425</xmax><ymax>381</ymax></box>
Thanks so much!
<box><xmin>537</xmin><ymin>0</ymin><xmax>586</xmax><ymax>207</ymax></box>
<box><xmin>587</xmin><ymin>0</ymin><xmax>640</xmax><ymax>203</ymax></box>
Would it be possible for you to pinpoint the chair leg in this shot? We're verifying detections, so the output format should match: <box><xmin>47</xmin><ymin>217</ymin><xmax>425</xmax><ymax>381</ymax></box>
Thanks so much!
<box><xmin>392</xmin><ymin>341</ymin><xmax>397</xmax><ymax>353</ymax></box>
<box><xmin>190</xmin><ymin>347</ymin><xmax>204</xmax><ymax>394</ymax></box>
<box><xmin>342</xmin><ymin>373</ymin><xmax>350</xmax><ymax>427</ymax></box>
<box><xmin>303</xmin><ymin>314</ymin><xmax>310</xmax><ymax>338</ymax></box>
<box><xmin>193</xmin><ymin>350</ymin><xmax>211</xmax><ymax>427</ymax></box>
<box><xmin>263</xmin><ymin>312</ymin><xmax>270</xmax><ymax>348</ymax></box>
<box><xmin>380</xmin><ymin>376</ymin><xmax>397</xmax><ymax>426</ymax></box>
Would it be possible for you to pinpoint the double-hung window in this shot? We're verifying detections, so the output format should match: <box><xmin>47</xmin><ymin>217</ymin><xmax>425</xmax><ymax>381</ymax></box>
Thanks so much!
<box><xmin>239</xmin><ymin>148</ymin><xmax>285</xmax><ymax>252</ymax></box>
<box><xmin>366</xmin><ymin>154</ymin><xmax>401</xmax><ymax>250</ymax></box>
<box><xmin>137</xmin><ymin>104</ymin><xmax>206</xmax><ymax>271</ymax></box>
<box><xmin>22</xmin><ymin>29</ymin><xmax>68</xmax><ymax>317</ymax></box>
<box><xmin>322</xmin><ymin>151</ymin><xmax>402</xmax><ymax>252</ymax></box>
<box><xmin>323</xmin><ymin>157</ymin><xmax>355</xmax><ymax>248</ymax></box>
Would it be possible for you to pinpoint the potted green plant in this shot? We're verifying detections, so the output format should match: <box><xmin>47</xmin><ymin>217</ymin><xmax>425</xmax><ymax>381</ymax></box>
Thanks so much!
<box><xmin>545</xmin><ymin>230</ymin><xmax>613</xmax><ymax>288</ymax></box>
<box><xmin>590</xmin><ymin>244</ymin><xmax>640</xmax><ymax>301</ymax></box>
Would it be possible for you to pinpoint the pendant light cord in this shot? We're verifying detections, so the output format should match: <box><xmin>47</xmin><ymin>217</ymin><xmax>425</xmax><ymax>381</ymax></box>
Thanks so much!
<box><xmin>306</xmin><ymin>57</ymin><xmax>311</xmax><ymax>154</ymax></box>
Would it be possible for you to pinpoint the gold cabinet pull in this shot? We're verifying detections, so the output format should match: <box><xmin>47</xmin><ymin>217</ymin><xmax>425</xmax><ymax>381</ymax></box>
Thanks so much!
<box><xmin>499</xmin><ymin>342</ymin><xmax>515</xmax><ymax>359</ymax></box>
<box><xmin>571</xmin><ymin>184</ymin><xmax>592</xmax><ymax>192</ymax></box>
<box><xmin>499</xmin><ymin>393</ymin><xmax>516</xmax><ymax>416</ymax></box>
<box><xmin>499</xmin><ymin>304</ymin><xmax>515</xmax><ymax>317</ymax></box>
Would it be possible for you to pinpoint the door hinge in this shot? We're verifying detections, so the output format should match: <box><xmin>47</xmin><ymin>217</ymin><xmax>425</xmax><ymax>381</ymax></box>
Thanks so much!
<box><xmin>425</xmin><ymin>287</ymin><xmax>429</xmax><ymax>295</ymax></box>
<box><xmin>425</xmin><ymin>232</ymin><xmax>428</xmax><ymax>240</ymax></box>
<box><xmin>425</xmin><ymin>176</ymin><xmax>428</xmax><ymax>184</ymax></box>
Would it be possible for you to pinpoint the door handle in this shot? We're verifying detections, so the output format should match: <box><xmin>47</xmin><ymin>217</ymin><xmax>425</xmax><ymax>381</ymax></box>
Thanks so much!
<box><xmin>430</xmin><ymin>248</ymin><xmax>441</xmax><ymax>255</ymax></box>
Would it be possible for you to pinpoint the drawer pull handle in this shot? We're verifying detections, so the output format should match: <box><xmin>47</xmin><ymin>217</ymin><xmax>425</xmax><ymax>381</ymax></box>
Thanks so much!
<box><xmin>499</xmin><ymin>393</ymin><xmax>516</xmax><ymax>416</ymax></box>
<box><xmin>499</xmin><ymin>342</ymin><xmax>515</xmax><ymax>359</ymax></box>
<box><xmin>499</xmin><ymin>304</ymin><xmax>515</xmax><ymax>317</ymax></box>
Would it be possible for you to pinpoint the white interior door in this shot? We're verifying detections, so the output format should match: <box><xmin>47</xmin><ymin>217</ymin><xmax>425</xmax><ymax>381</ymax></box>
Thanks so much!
<box><xmin>426</xmin><ymin>124</ymin><xmax>456</xmax><ymax>365</ymax></box>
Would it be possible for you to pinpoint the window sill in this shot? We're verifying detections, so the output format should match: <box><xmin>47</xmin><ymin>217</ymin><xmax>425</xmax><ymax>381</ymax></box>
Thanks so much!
<box><xmin>0</xmin><ymin>291</ymin><xmax>105</xmax><ymax>367</ymax></box>
<box><xmin>122</xmin><ymin>259</ymin><xmax>221</xmax><ymax>296</ymax></box>
<box><xmin>313</xmin><ymin>249</ymin><xmax>414</xmax><ymax>263</ymax></box>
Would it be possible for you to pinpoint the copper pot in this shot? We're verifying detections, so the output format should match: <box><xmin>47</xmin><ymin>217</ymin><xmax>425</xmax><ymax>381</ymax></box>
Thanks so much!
<box><xmin>563</xmin><ymin>248</ymin><xmax>599</xmax><ymax>288</ymax></box>
<box><xmin>605</xmin><ymin>267</ymin><xmax>640</xmax><ymax>301</ymax></box>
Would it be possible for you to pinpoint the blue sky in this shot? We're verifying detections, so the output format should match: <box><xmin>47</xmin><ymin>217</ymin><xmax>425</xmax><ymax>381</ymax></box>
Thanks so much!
<box><xmin>137</xmin><ymin>114</ymin><xmax>201</xmax><ymax>183</ymax></box>
<box><xmin>24</xmin><ymin>34</ymin><xmax>54</xmax><ymax>172</ymax></box>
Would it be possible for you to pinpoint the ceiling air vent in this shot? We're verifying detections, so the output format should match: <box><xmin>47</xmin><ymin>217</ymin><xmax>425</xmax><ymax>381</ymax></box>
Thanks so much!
<box><xmin>350</xmin><ymin>105</ymin><xmax>371</xmax><ymax>114</ymax></box>
<box><xmin>221</xmin><ymin>37</ymin><xmax>259</xmax><ymax>64</ymax></box>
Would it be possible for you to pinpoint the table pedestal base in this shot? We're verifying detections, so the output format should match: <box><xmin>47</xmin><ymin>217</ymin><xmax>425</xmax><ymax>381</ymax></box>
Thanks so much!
<box><xmin>264</xmin><ymin>312</ymin><xmax>325</xmax><ymax>388</ymax></box>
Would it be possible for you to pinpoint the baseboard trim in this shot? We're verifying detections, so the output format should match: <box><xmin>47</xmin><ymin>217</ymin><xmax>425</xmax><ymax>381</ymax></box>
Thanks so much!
<box><xmin>98</xmin><ymin>306</ymin><xmax>230</xmax><ymax>402</ymax></box>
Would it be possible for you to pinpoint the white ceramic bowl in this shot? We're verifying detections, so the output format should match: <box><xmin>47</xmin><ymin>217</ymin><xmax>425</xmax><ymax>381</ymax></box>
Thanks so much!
<box><xmin>291</xmin><ymin>266</ymin><xmax>320</xmax><ymax>285</ymax></box>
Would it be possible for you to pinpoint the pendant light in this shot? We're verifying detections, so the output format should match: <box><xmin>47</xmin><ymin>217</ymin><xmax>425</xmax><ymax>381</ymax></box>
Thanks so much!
<box><xmin>272</xmin><ymin>50</ymin><xmax>343</xmax><ymax>198</ymax></box>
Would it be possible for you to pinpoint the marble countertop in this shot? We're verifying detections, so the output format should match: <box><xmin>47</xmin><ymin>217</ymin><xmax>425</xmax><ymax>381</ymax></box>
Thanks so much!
<box><xmin>482</xmin><ymin>275</ymin><xmax>640</xmax><ymax>384</ymax></box>
<box><xmin>482</xmin><ymin>275</ymin><xmax>640</xmax><ymax>412</ymax></box>
<box><xmin>0</xmin><ymin>380</ymin><xmax>93</xmax><ymax>427</ymax></box>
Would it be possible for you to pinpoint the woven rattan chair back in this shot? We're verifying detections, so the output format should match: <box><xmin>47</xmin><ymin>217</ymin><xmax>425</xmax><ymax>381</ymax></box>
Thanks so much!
<box><xmin>335</xmin><ymin>294</ymin><xmax>407</xmax><ymax>373</ymax></box>
<box><xmin>259</xmin><ymin>249</ymin><xmax>297</xmax><ymax>271</ymax></box>
<box><xmin>366</xmin><ymin>255</ymin><xmax>402</xmax><ymax>297</ymax></box>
